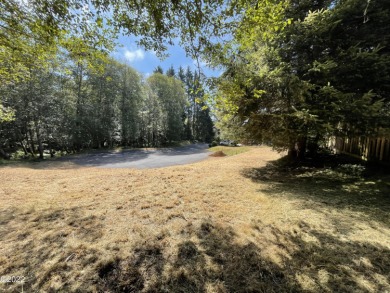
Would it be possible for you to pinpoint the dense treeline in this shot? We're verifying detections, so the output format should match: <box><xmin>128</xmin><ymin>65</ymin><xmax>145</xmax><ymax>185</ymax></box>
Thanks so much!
<box><xmin>0</xmin><ymin>53</ymin><xmax>213</xmax><ymax>159</ymax></box>
<box><xmin>2</xmin><ymin>0</ymin><xmax>388</xmax><ymax>160</ymax></box>
<box><xmin>213</xmin><ymin>0</ymin><xmax>390</xmax><ymax>158</ymax></box>
<box><xmin>1</xmin><ymin>0</ymin><xmax>217</xmax><ymax>160</ymax></box>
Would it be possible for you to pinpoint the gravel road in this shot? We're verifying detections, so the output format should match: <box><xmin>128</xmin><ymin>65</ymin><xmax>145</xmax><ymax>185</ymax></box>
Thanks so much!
<box><xmin>56</xmin><ymin>143</ymin><xmax>211</xmax><ymax>169</ymax></box>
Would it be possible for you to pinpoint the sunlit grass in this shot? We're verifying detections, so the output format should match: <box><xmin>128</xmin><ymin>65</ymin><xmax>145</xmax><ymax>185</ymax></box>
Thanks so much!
<box><xmin>209</xmin><ymin>145</ymin><xmax>253</xmax><ymax>156</ymax></box>
<box><xmin>1</xmin><ymin>147</ymin><xmax>389</xmax><ymax>292</ymax></box>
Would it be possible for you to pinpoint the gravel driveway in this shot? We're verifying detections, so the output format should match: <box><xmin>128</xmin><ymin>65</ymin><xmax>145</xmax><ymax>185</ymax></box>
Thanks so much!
<box><xmin>56</xmin><ymin>143</ymin><xmax>211</xmax><ymax>169</ymax></box>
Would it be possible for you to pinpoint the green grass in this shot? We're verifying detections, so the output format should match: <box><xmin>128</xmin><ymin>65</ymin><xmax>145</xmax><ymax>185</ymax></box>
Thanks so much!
<box><xmin>0</xmin><ymin>152</ymin><xmax>63</xmax><ymax>167</ymax></box>
<box><xmin>241</xmin><ymin>154</ymin><xmax>390</xmax><ymax>226</ymax></box>
<box><xmin>209</xmin><ymin>145</ymin><xmax>252</xmax><ymax>156</ymax></box>
<box><xmin>0</xmin><ymin>159</ymin><xmax>20</xmax><ymax>166</ymax></box>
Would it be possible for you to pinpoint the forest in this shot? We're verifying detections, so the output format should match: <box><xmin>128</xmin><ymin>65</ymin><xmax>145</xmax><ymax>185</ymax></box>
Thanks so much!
<box><xmin>0</xmin><ymin>32</ymin><xmax>215</xmax><ymax>160</ymax></box>
<box><xmin>0</xmin><ymin>0</ymin><xmax>217</xmax><ymax>160</ymax></box>
<box><xmin>0</xmin><ymin>57</ymin><xmax>214</xmax><ymax>159</ymax></box>
<box><xmin>1</xmin><ymin>0</ymin><xmax>389</xmax><ymax>160</ymax></box>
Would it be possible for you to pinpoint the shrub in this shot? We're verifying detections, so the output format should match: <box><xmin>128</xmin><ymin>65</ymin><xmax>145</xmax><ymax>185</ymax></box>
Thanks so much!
<box><xmin>210</xmin><ymin>141</ymin><xmax>218</xmax><ymax>147</ymax></box>
<box><xmin>336</xmin><ymin>164</ymin><xmax>365</xmax><ymax>177</ymax></box>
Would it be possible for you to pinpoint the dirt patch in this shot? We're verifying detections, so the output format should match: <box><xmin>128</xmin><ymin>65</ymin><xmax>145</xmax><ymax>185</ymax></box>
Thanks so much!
<box><xmin>209</xmin><ymin>150</ymin><xmax>227</xmax><ymax>157</ymax></box>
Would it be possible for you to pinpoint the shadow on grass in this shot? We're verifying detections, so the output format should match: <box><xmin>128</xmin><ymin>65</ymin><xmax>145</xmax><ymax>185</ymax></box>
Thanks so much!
<box><xmin>0</xmin><ymin>207</ymin><xmax>104</xmax><ymax>292</ymax></box>
<box><xmin>97</xmin><ymin>220</ymin><xmax>390</xmax><ymax>293</ymax></box>
<box><xmin>241</xmin><ymin>155</ymin><xmax>390</xmax><ymax>226</ymax></box>
<box><xmin>0</xmin><ymin>143</ymin><xmax>211</xmax><ymax>169</ymax></box>
<box><xmin>1</xmin><ymin>206</ymin><xmax>389</xmax><ymax>292</ymax></box>
<box><xmin>97</xmin><ymin>221</ymin><xmax>294</xmax><ymax>293</ymax></box>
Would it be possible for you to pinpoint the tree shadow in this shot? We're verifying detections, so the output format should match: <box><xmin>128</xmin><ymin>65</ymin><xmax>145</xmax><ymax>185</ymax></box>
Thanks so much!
<box><xmin>96</xmin><ymin>221</ymin><xmax>297</xmax><ymax>293</ymax></box>
<box><xmin>0</xmin><ymin>144</ymin><xmax>211</xmax><ymax>169</ymax></box>
<box><xmin>46</xmin><ymin>149</ymin><xmax>151</xmax><ymax>168</ymax></box>
<box><xmin>1</xmin><ymin>210</ymin><xmax>389</xmax><ymax>292</ymax></box>
<box><xmin>241</xmin><ymin>155</ymin><xmax>390</xmax><ymax>226</ymax></box>
<box><xmin>96</xmin><ymin>220</ymin><xmax>390</xmax><ymax>292</ymax></box>
<box><xmin>158</xmin><ymin>143</ymin><xmax>210</xmax><ymax>156</ymax></box>
<box><xmin>0</xmin><ymin>149</ymin><xmax>152</xmax><ymax>169</ymax></box>
<box><xmin>0</xmin><ymin>207</ymin><xmax>104</xmax><ymax>292</ymax></box>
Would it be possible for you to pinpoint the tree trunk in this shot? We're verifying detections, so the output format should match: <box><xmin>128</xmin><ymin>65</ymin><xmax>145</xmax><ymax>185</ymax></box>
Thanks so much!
<box><xmin>297</xmin><ymin>136</ymin><xmax>307</xmax><ymax>160</ymax></box>
<box><xmin>0</xmin><ymin>148</ymin><xmax>10</xmax><ymax>160</ymax></box>
<box><xmin>287</xmin><ymin>141</ymin><xmax>297</xmax><ymax>158</ymax></box>
<box><xmin>48</xmin><ymin>141</ymin><xmax>55</xmax><ymax>158</ymax></box>
<box><xmin>28</xmin><ymin>127</ymin><xmax>36</xmax><ymax>157</ymax></box>
<box><xmin>75</xmin><ymin>61</ymin><xmax>84</xmax><ymax>149</ymax></box>
<box><xmin>307</xmin><ymin>134</ymin><xmax>320</xmax><ymax>157</ymax></box>
<box><xmin>34</xmin><ymin>120</ymin><xmax>44</xmax><ymax>159</ymax></box>
<box><xmin>19</xmin><ymin>139</ymin><xmax>28</xmax><ymax>156</ymax></box>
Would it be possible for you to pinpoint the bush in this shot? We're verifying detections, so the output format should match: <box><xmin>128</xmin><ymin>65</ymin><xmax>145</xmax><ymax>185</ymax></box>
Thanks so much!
<box><xmin>336</xmin><ymin>164</ymin><xmax>365</xmax><ymax>177</ymax></box>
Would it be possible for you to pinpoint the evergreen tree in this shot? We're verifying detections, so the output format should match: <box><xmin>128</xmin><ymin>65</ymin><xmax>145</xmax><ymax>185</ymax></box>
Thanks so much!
<box><xmin>166</xmin><ymin>65</ymin><xmax>175</xmax><ymax>77</ymax></box>
<box><xmin>153</xmin><ymin>66</ymin><xmax>164</xmax><ymax>74</ymax></box>
<box><xmin>214</xmin><ymin>0</ymin><xmax>390</xmax><ymax>158</ymax></box>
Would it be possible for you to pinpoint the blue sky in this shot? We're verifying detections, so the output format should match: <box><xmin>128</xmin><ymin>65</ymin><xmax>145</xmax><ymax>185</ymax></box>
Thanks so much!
<box><xmin>112</xmin><ymin>35</ymin><xmax>222</xmax><ymax>78</ymax></box>
<box><xmin>79</xmin><ymin>2</ymin><xmax>222</xmax><ymax>78</ymax></box>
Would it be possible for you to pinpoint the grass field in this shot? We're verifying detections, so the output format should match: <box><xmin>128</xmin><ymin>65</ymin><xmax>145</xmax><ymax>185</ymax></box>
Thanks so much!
<box><xmin>0</xmin><ymin>147</ymin><xmax>389</xmax><ymax>292</ymax></box>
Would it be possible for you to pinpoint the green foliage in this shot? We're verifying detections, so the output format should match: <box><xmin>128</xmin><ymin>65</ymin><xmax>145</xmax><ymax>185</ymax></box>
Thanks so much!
<box><xmin>336</xmin><ymin>164</ymin><xmax>366</xmax><ymax>178</ymax></box>
<box><xmin>0</xmin><ymin>50</ymin><xmax>215</xmax><ymax>157</ymax></box>
<box><xmin>213</xmin><ymin>0</ymin><xmax>390</xmax><ymax>156</ymax></box>
<box><xmin>1</xmin><ymin>0</ymin><xmax>234</xmax><ymax>67</ymax></box>
<box><xmin>1</xmin><ymin>0</ymin><xmax>223</xmax><ymax>156</ymax></box>
<box><xmin>0</xmin><ymin>105</ymin><xmax>14</xmax><ymax>123</ymax></box>
<box><xmin>147</xmin><ymin>73</ymin><xmax>187</xmax><ymax>142</ymax></box>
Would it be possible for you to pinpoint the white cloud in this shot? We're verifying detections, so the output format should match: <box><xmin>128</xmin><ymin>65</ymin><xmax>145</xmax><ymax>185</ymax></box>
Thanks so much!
<box><xmin>124</xmin><ymin>49</ymin><xmax>145</xmax><ymax>62</ymax></box>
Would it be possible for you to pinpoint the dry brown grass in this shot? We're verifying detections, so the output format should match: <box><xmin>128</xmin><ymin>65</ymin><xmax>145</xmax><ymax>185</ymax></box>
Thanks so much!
<box><xmin>0</xmin><ymin>146</ymin><xmax>389</xmax><ymax>292</ymax></box>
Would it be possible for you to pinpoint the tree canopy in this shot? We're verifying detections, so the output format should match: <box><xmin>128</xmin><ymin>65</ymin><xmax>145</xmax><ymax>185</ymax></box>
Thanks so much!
<box><xmin>212</xmin><ymin>0</ymin><xmax>390</xmax><ymax>157</ymax></box>
<box><xmin>0</xmin><ymin>50</ymin><xmax>214</xmax><ymax>158</ymax></box>
<box><xmin>1</xmin><ymin>0</ymin><xmax>220</xmax><ymax>158</ymax></box>
<box><xmin>2</xmin><ymin>0</ymin><xmax>389</xmax><ymax>159</ymax></box>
